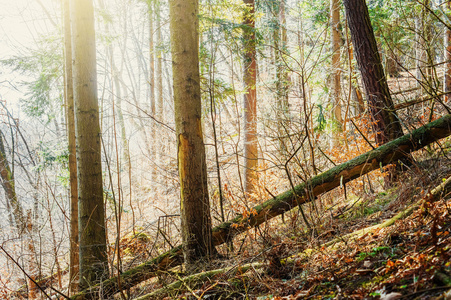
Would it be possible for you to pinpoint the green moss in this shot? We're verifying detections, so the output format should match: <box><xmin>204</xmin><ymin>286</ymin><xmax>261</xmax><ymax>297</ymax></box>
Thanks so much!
<box><xmin>352</xmin><ymin>187</ymin><xmax>398</xmax><ymax>218</ymax></box>
<box><xmin>361</xmin><ymin>275</ymin><xmax>387</xmax><ymax>289</ymax></box>
<box><xmin>357</xmin><ymin>246</ymin><xmax>392</xmax><ymax>261</ymax></box>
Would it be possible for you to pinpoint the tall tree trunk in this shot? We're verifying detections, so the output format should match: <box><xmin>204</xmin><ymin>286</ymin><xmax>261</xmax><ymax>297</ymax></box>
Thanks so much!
<box><xmin>422</xmin><ymin>0</ymin><xmax>436</xmax><ymax>96</ymax></box>
<box><xmin>97</xmin><ymin>0</ymin><xmax>130</xmax><ymax>170</ymax></box>
<box><xmin>415</xmin><ymin>17</ymin><xmax>425</xmax><ymax>90</ymax></box>
<box><xmin>343</xmin><ymin>0</ymin><xmax>403</xmax><ymax>146</ymax></box>
<box><xmin>415</xmin><ymin>2</ymin><xmax>434</xmax><ymax>96</ymax></box>
<box><xmin>63</xmin><ymin>0</ymin><xmax>79</xmax><ymax>294</ymax></box>
<box><xmin>274</xmin><ymin>0</ymin><xmax>290</xmax><ymax>153</ymax></box>
<box><xmin>148</xmin><ymin>1</ymin><xmax>157</xmax><ymax>185</ymax></box>
<box><xmin>169</xmin><ymin>0</ymin><xmax>215</xmax><ymax>264</ymax></box>
<box><xmin>243</xmin><ymin>0</ymin><xmax>258</xmax><ymax>196</ymax></box>
<box><xmin>444</xmin><ymin>1</ymin><xmax>451</xmax><ymax>103</ymax></box>
<box><xmin>156</xmin><ymin>0</ymin><xmax>165</xmax><ymax>185</ymax></box>
<box><xmin>330</xmin><ymin>0</ymin><xmax>343</xmax><ymax>132</ymax></box>
<box><xmin>70</xmin><ymin>0</ymin><xmax>108</xmax><ymax>289</ymax></box>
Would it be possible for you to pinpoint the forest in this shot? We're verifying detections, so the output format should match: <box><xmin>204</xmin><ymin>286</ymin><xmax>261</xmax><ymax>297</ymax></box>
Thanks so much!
<box><xmin>1</xmin><ymin>0</ymin><xmax>451</xmax><ymax>299</ymax></box>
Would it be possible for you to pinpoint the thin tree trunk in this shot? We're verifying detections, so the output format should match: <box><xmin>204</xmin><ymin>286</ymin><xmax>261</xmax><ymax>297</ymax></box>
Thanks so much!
<box><xmin>330</xmin><ymin>0</ymin><xmax>343</xmax><ymax>133</ymax></box>
<box><xmin>243</xmin><ymin>0</ymin><xmax>258</xmax><ymax>196</ymax></box>
<box><xmin>148</xmin><ymin>1</ymin><xmax>157</xmax><ymax>185</ymax></box>
<box><xmin>0</xmin><ymin>133</ymin><xmax>24</xmax><ymax>230</ymax></box>
<box><xmin>274</xmin><ymin>0</ymin><xmax>290</xmax><ymax>153</ymax></box>
<box><xmin>444</xmin><ymin>1</ymin><xmax>451</xmax><ymax>103</ymax></box>
<box><xmin>63</xmin><ymin>0</ymin><xmax>79</xmax><ymax>294</ymax></box>
<box><xmin>156</xmin><ymin>0</ymin><xmax>165</xmax><ymax>185</ymax></box>
<box><xmin>279</xmin><ymin>0</ymin><xmax>289</xmax><ymax>112</ymax></box>
<box><xmin>415</xmin><ymin>4</ymin><xmax>430</xmax><ymax>95</ymax></box>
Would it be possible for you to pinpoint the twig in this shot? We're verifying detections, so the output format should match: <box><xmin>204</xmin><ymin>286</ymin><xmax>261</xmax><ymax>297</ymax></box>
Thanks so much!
<box><xmin>49</xmin><ymin>286</ymin><xmax>71</xmax><ymax>300</ymax></box>
<box><xmin>350</xmin><ymin>119</ymin><xmax>375</xmax><ymax>150</ymax></box>
<box><xmin>317</xmin><ymin>146</ymin><xmax>337</xmax><ymax>166</ymax></box>
<box><xmin>175</xmin><ymin>272</ymin><xmax>201</xmax><ymax>300</ymax></box>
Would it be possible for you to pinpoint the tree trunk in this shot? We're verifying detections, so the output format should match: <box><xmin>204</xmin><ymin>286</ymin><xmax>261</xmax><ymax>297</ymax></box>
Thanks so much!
<box><xmin>243</xmin><ymin>0</ymin><xmax>258</xmax><ymax>196</ymax></box>
<box><xmin>415</xmin><ymin>1</ymin><xmax>434</xmax><ymax>96</ymax></box>
<box><xmin>0</xmin><ymin>133</ymin><xmax>24</xmax><ymax>231</ymax></box>
<box><xmin>97</xmin><ymin>0</ymin><xmax>130</xmax><ymax>168</ymax></box>
<box><xmin>70</xmin><ymin>0</ymin><xmax>108</xmax><ymax>289</ymax></box>
<box><xmin>274</xmin><ymin>0</ymin><xmax>290</xmax><ymax>153</ymax></box>
<box><xmin>444</xmin><ymin>1</ymin><xmax>451</xmax><ymax>103</ymax></box>
<box><xmin>169</xmin><ymin>0</ymin><xmax>215</xmax><ymax>264</ymax></box>
<box><xmin>156</xmin><ymin>0</ymin><xmax>165</xmax><ymax>185</ymax></box>
<box><xmin>330</xmin><ymin>0</ymin><xmax>343</xmax><ymax>132</ymax></box>
<box><xmin>148</xmin><ymin>1</ymin><xmax>157</xmax><ymax>185</ymax></box>
<box><xmin>63</xmin><ymin>0</ymin><xmax>79</xmax><ymax>294</ymax></box>
<box><xmin>71</xmin><ymin>113</ymin><xmax>451</xmax><ymax>300</ymax></box>
<box><xmin>0</xmin><ymin>133</ymin><xmax>38</xmax><ymax>299</ymax></box>
<box><xmin>343</xmin><ymin>0</ymin><xmax>403</xmax><ymax>146</ymax></box>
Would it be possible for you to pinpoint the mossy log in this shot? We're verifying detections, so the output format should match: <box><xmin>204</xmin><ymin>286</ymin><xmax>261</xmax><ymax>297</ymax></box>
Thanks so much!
<box><xmin>211</xmin><ymin>114</ymin><xmax>451</xmax><ymax>245</ymax></box>
<box><xmin>71</xmin><ymin>114</ymin><xmax>451</xmax><ymax>299</ymax></box>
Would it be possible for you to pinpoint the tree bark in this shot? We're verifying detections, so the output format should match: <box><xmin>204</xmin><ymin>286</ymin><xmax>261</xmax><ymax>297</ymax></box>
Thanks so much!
<box><xmin>330</xmin><ymin>0</ymin><xmax>343</xmax><ymax>131</ymax></box>
<box><xmin>444</xmin><ymin>1</ymin><xmax>451</xmax><ymax>103</ymax></box>
<box><xmin>148</xmin><ymin>1</ymin><xmax>157</xmax><ymax>185</ymax></box>
<box><xmin>243</xmin><ymin>0</ymin><xmax>258</xmax><ymax>195</ymax></box>
<box><xmin>0</xmin><ymin>133</ymin><xmax>24</xmax><ymax>231</ymax></box>
<box><xmin>156</xmin><ymin>0</ymin><xmax>165</xmax><ymax>184</ymax></box>
<box><xmin>71</xmin><ymin>113</ymin><xmax>451</xmax><ymax>300</ymax></box>
<box><xmin>274</xmin><ymin>0</ymin><xmax>290</xmax><ymax>153</ymax></box>
<box><xmin>343</xmin><ymin>0</ymin><xmax>403</xmax><ymax>145</ymax></box>
<box><xmin>415</xmin><ymin>1</ymin><xmax>435</xmax><ymax>96</ymax></box>
<box><xmin>63</xmin><ymin>0</ymin><xmax>79</xmax><ymax>294</ymax></box>
<box><xmin>169</xmin><ymin>0</ymin><xmax>215</xmax><ymax>264</ymax></box>
<box><xmin>70</xmin><ymin>0</ymin><xmax>108</xmax><ymax>289</ymax></box>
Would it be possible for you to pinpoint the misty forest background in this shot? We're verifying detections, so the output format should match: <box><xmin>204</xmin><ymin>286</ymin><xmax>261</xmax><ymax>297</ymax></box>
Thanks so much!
<box><xmin>1</xmin><ymin>0</ymin><xmax>451</xmax><ymax>299</ymax></box>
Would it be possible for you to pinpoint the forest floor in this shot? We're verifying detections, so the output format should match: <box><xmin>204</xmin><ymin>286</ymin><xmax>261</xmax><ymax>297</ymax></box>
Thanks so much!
<box><xmin>125</xmin><ymin>148</ymin><xmax>451</xmax><ymax>300</ymax></box>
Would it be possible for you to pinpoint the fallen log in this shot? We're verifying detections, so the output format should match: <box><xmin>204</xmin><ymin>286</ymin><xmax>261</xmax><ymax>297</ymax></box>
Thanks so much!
<box><xmin>71</xmin><ymin>114</ymin><xmax>451</xmax><ymax>299</ymax></box>
<box><xmin>211</xmin><ymin>113</ymin><xmax>451</xmax><ymax>245</ymax></box>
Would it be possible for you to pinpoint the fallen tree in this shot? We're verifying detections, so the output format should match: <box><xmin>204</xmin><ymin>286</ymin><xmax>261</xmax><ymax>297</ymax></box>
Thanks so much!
<box><xmin>71</xmin><ymin>114</ymin><xmax>451</xmax><ymax>299</ymax></box>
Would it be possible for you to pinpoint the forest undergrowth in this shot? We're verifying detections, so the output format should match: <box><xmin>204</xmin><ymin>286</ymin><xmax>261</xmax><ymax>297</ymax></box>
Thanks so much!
<box><xmin>124</xmin><ymin>146</ymin><xmax>451</xmax><ymax>300</ymax></box>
